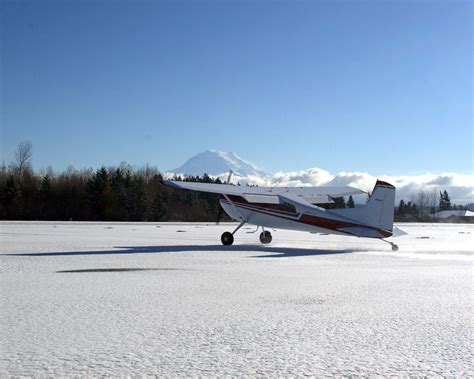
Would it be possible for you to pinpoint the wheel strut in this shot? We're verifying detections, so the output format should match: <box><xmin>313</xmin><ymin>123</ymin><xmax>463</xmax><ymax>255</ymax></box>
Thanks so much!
<box><xmin>382</xmin><ymin>239</ymin><xmax>399</xmax><ymax>251</ymax></box>
<box><xmin>232</xmin><ymin>220</ymin><xmax>246</xmax><ymax>235</ymax></box>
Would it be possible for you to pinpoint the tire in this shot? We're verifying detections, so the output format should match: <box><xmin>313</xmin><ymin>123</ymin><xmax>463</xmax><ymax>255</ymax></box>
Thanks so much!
<box><xmin>391</xmin><ymin>244</ymin><xmax>399</xmax><ymax>252</ymax></box>
<box><xmin>221</xmin><ymin>232</ymin><xmax>234</xmax><ymax>246</ymax></box>
<box><xmin>259</xmin><ymin>231</ymin><xmax>272</xmax><ymax>244</ymax></box>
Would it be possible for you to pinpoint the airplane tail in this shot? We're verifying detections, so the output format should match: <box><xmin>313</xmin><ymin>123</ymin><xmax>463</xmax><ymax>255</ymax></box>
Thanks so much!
<box><xmin>332</xmin><ymin>180</ymin><xmax>396</xmax><ymax>238</ymax></box>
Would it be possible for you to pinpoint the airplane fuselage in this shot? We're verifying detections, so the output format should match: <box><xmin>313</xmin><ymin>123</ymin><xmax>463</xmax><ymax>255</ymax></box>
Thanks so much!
<box><xmin>220</xmin><ymin>195</ymin><xmax>391</xmax><ymax>238</ymax></box>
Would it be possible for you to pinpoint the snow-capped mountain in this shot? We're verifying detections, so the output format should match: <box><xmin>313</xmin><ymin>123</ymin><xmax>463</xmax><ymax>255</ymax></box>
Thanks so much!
<box><xmin>169</xmin><ymin>149</ymin><xmax>268</xmax><ymax>177</ymax></box>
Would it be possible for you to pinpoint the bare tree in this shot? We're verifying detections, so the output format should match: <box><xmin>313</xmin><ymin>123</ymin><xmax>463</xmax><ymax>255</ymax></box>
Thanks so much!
<box><xmin>13</xmin><ymin>141</ymin><xmax>32</xmax><ymax>177</ymax></box>
<box><xmin>428</xmin><ymin>189</ymin><xmax>439</xmax><ymax>214</ymax></box>
<box><xmin>416</xmin><ymin>190</ymin><xmax>428</xmax><ymax>218</ymax></box>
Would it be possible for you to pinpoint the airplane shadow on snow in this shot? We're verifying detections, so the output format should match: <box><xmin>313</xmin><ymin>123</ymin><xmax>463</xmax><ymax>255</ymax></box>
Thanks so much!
<box><xmin>4</xmin><ymin>244</ymin><xmax>360</xmax><ymax>258</ymax></box>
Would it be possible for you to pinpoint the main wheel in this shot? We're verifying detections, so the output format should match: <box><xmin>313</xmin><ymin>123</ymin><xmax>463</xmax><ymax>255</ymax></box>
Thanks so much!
<box><xmin>221</xmin><ymin>232</ymin><xmax>234</xmax><ymax>246</ymax></box>
<box><xmin>259</xmin><ymin>231</ymin><xmax>272</xmax><ymax>244</ymax></box>
<box><xmin>391</xmin><ymin>244</ymin><xmax>399</xmax><ymax>252</ymax></box>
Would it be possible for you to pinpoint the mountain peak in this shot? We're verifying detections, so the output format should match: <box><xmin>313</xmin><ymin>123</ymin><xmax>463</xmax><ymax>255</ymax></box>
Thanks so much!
<box><xmin>170</xmin><ymin>149</ymin><xmax>268</xmax><ymax>177</ymax></box>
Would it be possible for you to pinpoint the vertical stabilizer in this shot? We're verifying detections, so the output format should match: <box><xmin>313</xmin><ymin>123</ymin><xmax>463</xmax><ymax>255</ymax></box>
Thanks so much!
<box><xmin>362</xmin><ymin>180</ymin><xmax>396</xmax><ymax>231</ymax></box>
<box><xmin>332</xmin><ymin>180</ymin><xmax>396</xmax><ymax>234</ymax></box>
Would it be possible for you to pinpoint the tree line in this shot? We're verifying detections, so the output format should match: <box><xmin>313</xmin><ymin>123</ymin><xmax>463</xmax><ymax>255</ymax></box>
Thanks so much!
<box><xmin>1</xmin><ymin>165</ymin><xmax>229</xmax><ymax>222</ymax></box>
<box><xmin>1</xmin><ymin>142</ymin><xmax>227</xmax><ymax>221</ymax></box>
<box><xmin>395</xmin><ymin>189</ymin><xmax>468</xmax><ymax>222</ymax></box>
<box><xmin>0</xmin><ymin>142</ymin><xmax>468</xmax><ymax>222</ymax></box>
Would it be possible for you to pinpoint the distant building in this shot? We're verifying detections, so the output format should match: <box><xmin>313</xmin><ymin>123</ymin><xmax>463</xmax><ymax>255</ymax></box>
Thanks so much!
<box><xmin>431</xmin><ymin>210</ymin><xmax>474</xmax><ymax>223</ymax></box>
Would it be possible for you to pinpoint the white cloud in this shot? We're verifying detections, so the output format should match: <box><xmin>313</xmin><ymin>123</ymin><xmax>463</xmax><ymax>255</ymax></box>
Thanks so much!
<box><xmin>326</xmin><ymin>172</ymin><xmax>375</xmax><ymax>191</ymax></box>
<box><xmin>271</xmin><ymin>168</ymin><xmax>334</xmax><ymax>187</ymax></box>
<box><xmin>237</xmin><ymin>171</ymin><xmax>473</xmax><ymax>204</ymax></box>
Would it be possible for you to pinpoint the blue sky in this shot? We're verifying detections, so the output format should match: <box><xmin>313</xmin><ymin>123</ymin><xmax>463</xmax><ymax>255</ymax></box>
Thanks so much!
<box><xmin>1</xmin><ymin>0</ymin><xmax>472</xmax><ymax>175</ymax></box>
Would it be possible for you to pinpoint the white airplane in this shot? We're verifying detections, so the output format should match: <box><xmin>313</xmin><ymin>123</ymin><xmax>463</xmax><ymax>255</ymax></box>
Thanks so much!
<box><xmin>163</xmin><ymin>179</ymin><xmax>400</xmax><ymax>251</ymax></box>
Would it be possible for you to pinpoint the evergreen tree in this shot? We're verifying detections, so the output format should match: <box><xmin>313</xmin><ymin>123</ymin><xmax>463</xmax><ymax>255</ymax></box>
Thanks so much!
<box><xmin>346</xmin><ymin>195</ymin><xmax>355</xmax><ymax>208</ymax></box>
<box><xmin>439</xmin><ymin>190</ymin><xmax>452</xmax><ymax>211</ymax></box>
<box><xmin>86</xmin><ymin>167</ymin><xmax>112</xmax><ymax>220</ymax></box>
<box><xmin>40</xmin><ymin>175</ymin><xmax>52</xmax><ymax>193</ymax></box>
<box><xmin>38</xmin><ymin>175</ymin><xmax>53</xmax><ymax>219</ymax></box>
<box><xmin>398</xmin><ymin>199</ymin><xmax>405</xmax><ymax>215</ymax></box>
<box><xmin>443</xmin><ymin>190</ymin><xmax>451</xmax><ymax>210</ymax></box>
<box><xmin>109</xmin><ymin>168</ymin><xmax>129</xmax><ymax>220</ymax></box>
<box><xmin>127</xmin><ymin>174</ymin><xmax>146</xmax><ymax>220</ymax></box>
<box><xmin>0</xmin><ymin>176</ymin><xmax>18</xmax><ymax>219</ymax></box>
<box><xmin>148</xmin><ymin>191</ymin><xmax>166</xmax><ymax>221</ymax></box>
<box><xmin>202</xmin><ymin>173</ymin><xmax>212</xmax><ymax>183</ymax></box>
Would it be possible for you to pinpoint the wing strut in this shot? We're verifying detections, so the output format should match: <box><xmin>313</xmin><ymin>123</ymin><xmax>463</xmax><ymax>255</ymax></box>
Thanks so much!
<box><xmin>232</xmin><ymin>220</ymin><xmax>246</xmax><ymax>235</ymax></box>
<box><xmin>223</xmin><ymin>194</ymin><xmax>246</xmax><ymax>222</ymax></box>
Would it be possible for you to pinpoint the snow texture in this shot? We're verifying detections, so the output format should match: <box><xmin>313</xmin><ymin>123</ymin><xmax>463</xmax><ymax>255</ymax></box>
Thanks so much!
<box><xmin>170</xmin><ymin>149</ymin><xmax>268</xmax><ymax>177</ymax></box>
<box><xmin>1</xmin><ymin>221</ymin><xmax>473</xmax><ymax>376</ymax></box>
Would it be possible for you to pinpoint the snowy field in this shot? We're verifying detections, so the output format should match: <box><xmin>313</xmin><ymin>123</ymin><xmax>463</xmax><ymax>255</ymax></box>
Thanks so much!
<box><xmin>1</xmin><ymin>221</ymin><xmax>473</xmax><ymax>376</ymax></box>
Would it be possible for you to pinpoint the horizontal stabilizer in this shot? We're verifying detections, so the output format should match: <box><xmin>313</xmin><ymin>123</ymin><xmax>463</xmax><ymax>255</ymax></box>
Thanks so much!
<box><xmin>392</xmin><ymin>227</ymin><xmax>407</xmax><ymax>237</ymax></box>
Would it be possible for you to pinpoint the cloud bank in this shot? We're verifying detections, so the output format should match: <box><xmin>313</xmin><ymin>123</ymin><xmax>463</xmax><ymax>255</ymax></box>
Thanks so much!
<box><xmin>166</xmin><ymin>168</ymin><xmax>473</xmax><ymax>204</ymax></box>
<box><xmin>216</xmin><ymin>170</ymin><xmax>474</xmax><ymax>204</ymax></box>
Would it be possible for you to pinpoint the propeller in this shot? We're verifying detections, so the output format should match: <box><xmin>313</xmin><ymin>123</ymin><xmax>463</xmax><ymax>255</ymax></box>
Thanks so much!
<box><xmin>216</xmin><ymin>170</ymin><xmax>233</xmax><ymax>225</ymax></box>
<box><xmin>226</xmin><ymin>170</ymin><xmax>233</xmax><ymax>184</ymax></box>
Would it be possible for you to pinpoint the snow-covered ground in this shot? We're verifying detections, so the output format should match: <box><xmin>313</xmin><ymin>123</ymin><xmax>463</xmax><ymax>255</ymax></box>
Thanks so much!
<box><xmin>1</xmin><ymin>221</ymin><xmax>472</xmax><ymax>376</ymax></box>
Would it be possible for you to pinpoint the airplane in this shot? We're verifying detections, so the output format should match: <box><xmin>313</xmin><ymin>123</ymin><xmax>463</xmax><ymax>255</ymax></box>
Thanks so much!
<box><xmin>162</xmin><ymin>178</ymin><xmax>401</xmax><ymax>251</ymax></box>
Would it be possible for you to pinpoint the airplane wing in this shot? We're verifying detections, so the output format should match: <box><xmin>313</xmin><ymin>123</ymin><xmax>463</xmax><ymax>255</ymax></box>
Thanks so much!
<box><xmin>162</xmin><ymin>180</ymin><xmax>365</xmax><ymax>204</ymax></box>
<box><xmin>162</xmin><ymin>180</ymin><xmax>257</xmax><ymax>196</ymax></box>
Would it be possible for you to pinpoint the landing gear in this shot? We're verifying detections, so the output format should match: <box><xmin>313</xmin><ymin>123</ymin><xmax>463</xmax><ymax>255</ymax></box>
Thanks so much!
<box><xmin>221</xmin><ymin>220</ymin><xmax>246</xmax><ymax>246</ymax></box>
<box><xmin>220</xmin><ymin>222</ymin><xmax>273</xmax><ymax>246</ymax></box>
<box><xmin>259</xmin><ymin>230</ymin><xmax>272</xmax><ymax>244</ymax></box>
<box><xmin>382</xmin><ymin>239</ymin><xmax>399</xmax><ymax>251</ymax></box>
<box><xmin>221</xmin><ymin>232</ymin><xmax>234</xmax><ymax>246</ymax></box>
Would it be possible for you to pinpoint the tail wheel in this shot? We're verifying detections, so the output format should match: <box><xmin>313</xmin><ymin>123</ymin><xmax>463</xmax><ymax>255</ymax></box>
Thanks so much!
<box><xmin>221</xmin><ymin>232</ymin><xmax>234</xmax><ymax>246</ymax></box>
<box><xmin>259</xmin><ymin>231</ymin><xmax>272</xmax><ymax>244</ymax></box>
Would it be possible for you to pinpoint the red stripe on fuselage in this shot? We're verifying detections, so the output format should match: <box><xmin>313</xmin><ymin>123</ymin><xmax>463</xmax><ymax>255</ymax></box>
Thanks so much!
<box><xmin>298</xmin><ymin>214</ymin><xmax>391</xmax><ymax>238</ymax></box>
